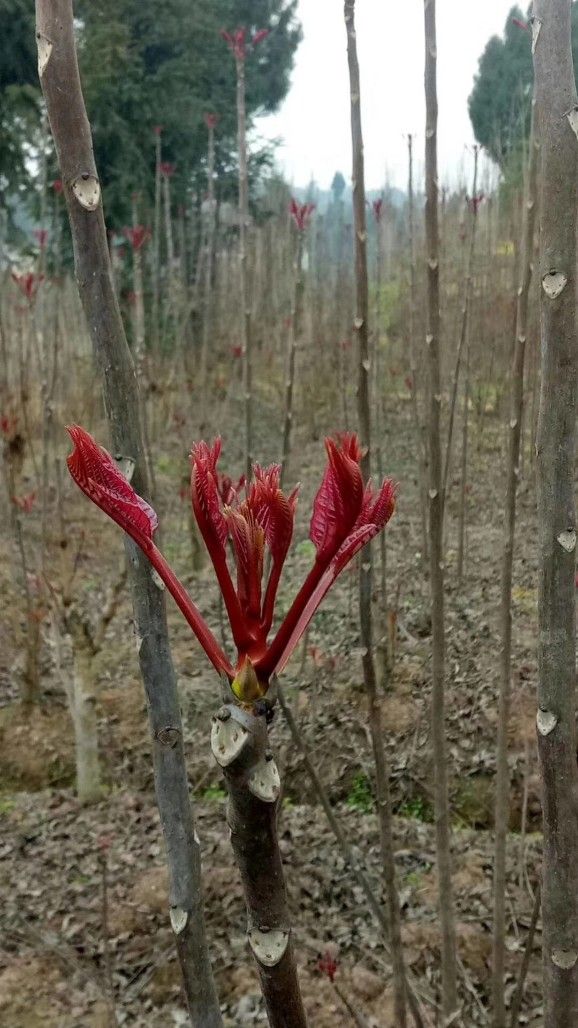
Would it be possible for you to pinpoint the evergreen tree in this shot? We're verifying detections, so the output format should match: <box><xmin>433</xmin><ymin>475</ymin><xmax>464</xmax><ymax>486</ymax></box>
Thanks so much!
<box><xmin>0</xmin><ymin>0</ymin><xmax>40</xmax><ymax>202</ymax></box>
<box><xmin>469</xmin><ymin>4</ymin><xmax>578</xmax><ymax>168</ymax></box>
<box><xmin>76</xmin><ymin>0</ymin><xmax>301</xmax><ymax>224</ymax></box>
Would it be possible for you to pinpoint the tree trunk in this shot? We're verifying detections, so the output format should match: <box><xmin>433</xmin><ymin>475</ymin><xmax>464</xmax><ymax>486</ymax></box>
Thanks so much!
<box><xmin>152</xmin><ymin>131</ymin><xmax>161</xmax><ymax>348</ymax></box>
<box><xmin>491</xmin><ymin>100</ymin><xmax>539</xmax><ymax>1028</ymax></box>
<box><xmin>236</xmin><ymin>55</ymin><xmax>253</xmax><ymax>481</ymax></box>
<box><xmin>533</xmin><ymin>3</ymin><xmax>578</xmax><ymax>1026</ymax></box>
<box><xmin>456</xmin><ymin>331</ymin><xmax>470</xmax><ymax>582</ymax></box>
<box><xmin>211</xmin><ymin>701</ymin><xmax>307</xmax><ymax>1027</ymax></box>
<box><xmin>407</xmin><ymin>133</ymin><xmax>429</xmax><ymax>563</ymax></box>
<box><xmin>68</xmin><ymin>612</ymin><xmax>102</xmax><ymax>805</ymax></box>
<box><xmin>344</xmin><ymin>4</ymin><xmax>408</xmax><ymax>1024</ymax></box>
<box><xmin>422</xmin><ymin>0</ymin><xmax>458</xmax><ymax>1019</ymax></box>
<box><xmin>35</xmin><ymin>5</ymin><xmax>222</xmax><ymax>1024</ymax></box>
<box><xmin>280</xmin><ymin>229</ymin><xmax>305</xmax><ymax>487</ymax></box>
<box><xmin>199</xmin><ymin>121</ymin><xmax>217</xmax><ymax>432</ymax></box>
<box><xmin>443</xmin><ymin>146</ymin><xmax>479</xmax><ymax>511</ymax></box>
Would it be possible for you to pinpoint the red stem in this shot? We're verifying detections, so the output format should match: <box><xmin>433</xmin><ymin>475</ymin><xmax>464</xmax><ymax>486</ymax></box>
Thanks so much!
<box><xmin>147</xmin><ymin>543</ymin><xmax>234</xmax><ymax>677</ymax></box>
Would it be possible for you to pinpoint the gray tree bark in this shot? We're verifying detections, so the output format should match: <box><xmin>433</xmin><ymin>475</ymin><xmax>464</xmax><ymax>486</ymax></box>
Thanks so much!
<box><xmin>422</xmin><ymin>0</ymin><xmax>458</xmax><ymax>1019</ymax></box>
<box><xmin>533</xmin><ymin>2</ymin><xmax>578</xmax><ymax>1025</ymax></box>
<box><xmin>211</xmin><ymin>699</ymin><xmax>307</xmax><ymax>1027</ymax></box>
<box><xmin>344</xmin><ymin>4</ymin><xmax>408</xmax><ymax>1024</ymax></box>
<box><xmin>236</xmin><ymin>54</ymin><xmax>253</xmax><ymax>481</ymax></box>
<box><xmin>407</xmin><ymin>133</ymin><xmax>429</xmax><ymax>564</ymax></box>
<box><xmin>35</xmin><ymin>4</ymin><xmax>222</xmax><ymax>1024</ymax></box>
<box><xmin>443</xmin><ymin>146</ymin><xmax>479</xmax><ymax>511</ymax></box>
<box><xmin>491</xmin><ymin>101</ymin><xmax>539</xmax><ymax>1028</ymax></box>
<box><xmin>280</xmin><ymin>228</ymin><xmax>305</xmax><ymax>488</ymax></box>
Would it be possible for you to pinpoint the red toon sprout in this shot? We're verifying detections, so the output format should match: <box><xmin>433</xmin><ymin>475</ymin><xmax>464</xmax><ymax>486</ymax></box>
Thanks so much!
<box><xmin>13</xmin><ymin>491</ymin><xmax>37</xmax><ymax>514</ymax></box>
<box><xmin>34</xmin><ymin>228</ymin><xmax>49</xmax><ymax>249</ymax></box>
<box><xmin>66</xmin><ymin>428</ymin><xmax>396</xmax><ymax>699</ymax></box>
<box><xmin>11</xmin><ymin>273</ymin><xmax>44</xmax><ymax>302</ymax></box>
<box><xmin>316</xmin><ymin>952</ymin><xmax>338</xmax><ymax>983</ymax></box>
<box><xmin>289</xmin><ymin>199</ymin><xmax>315</xmax><ymax>231</ymax></box>
<box><xmin>1</xmin><ymin>414</ymin><xmax>18</xmax><ymax>438</ymax></box>
<box><xmin>221</xmin><ymin>26</ymin><xmax>269</xmax><ymax>60</ymax></box>
<box><xmin>204</xmin><ymin>113</ymin><xmax>219</xmax><ymax>130</ymax></box>
<box><xmin>124</xmin><ymin>225</ymin><xmax>151</xmax><ymax>251</ymax></box>
<box><xmin>372</xmin><ymin>197</ymin><xmax>384</xmax><ymax>222</ymax></box>
<box><xmin>160</xmin><ymin>162</ymin><xmax>176</xmax><ymax>178</ymax></box>
<box><xmin>52</xmin><ymin>179</ymin><xmax>64</xmax><ymax>194</ymax></box>
<box><xmin>467</xmin><ymin>193</ymin><xmax>485</xmax><ymax>215</ymax></box>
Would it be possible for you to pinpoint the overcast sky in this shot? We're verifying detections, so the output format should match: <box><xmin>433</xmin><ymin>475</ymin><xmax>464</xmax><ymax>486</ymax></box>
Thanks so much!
<box><xmin>255</xmin><ymin>0</ymin><xmax>519</xmax><ymax>192</ymax></box>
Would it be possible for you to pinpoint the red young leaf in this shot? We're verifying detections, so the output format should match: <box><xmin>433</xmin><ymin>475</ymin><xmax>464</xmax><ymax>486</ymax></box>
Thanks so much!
<box><xmin>249</xmin><ymin>464</ymin><xmax>297</xmax><ymax>567</ymax></box>
<box><xmin>67</xmin><ymin>427</ymin><xmax>233</xmax><ymax>678</ymax></box>
<box><xmin>66</xmin><ymin>426</ymin><xmax>157</xmax><ymax>551</ymax></box>
<box><xmin>191</xmin><ymin>439</ymin><xmax>247</xmax><ymax>648</ymax></box>
<box><xmin>191</xmin><ymin>439</ymin><xmax>229</xmax><ymax>552</ymax></box>
<box><xmin>225</xmin><ymin>506</ymin><xmax>264</xmax><ymax>621</ymax></box>
<box><xmin>310</xmin><ymin>434</ymin><xmax>364</xmax><ymax>563</ymax></box>
<box><xmin>249</xmin><ymin>465</ymin><xmax>298</xmax><ymax>634</ymax></box>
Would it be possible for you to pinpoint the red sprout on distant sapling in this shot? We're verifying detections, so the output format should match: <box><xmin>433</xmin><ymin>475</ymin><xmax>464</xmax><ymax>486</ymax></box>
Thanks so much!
<box><xmin>372</xmin><ymin>197</ymin><xmax>383</xmax><ymax>222</ymax></box>
<box><xmin>317</xmin><ymin>951</ymin><xmax>339</xmax><ymax>983</ymax></box>
<box><xmin>467</xmin><ymin>193</ymin><xmax>485</xmax><ymax>214</ymax></box>
<box><xmin>13</xmin><ymin>491</ymin><xmax>37</xmax><ymax>514</ymax></box>
<box><xmin>220</xmin><ymin>26</ymin><xmax>269</xmax><ymax>60</ymax></box>
<box><xmin>124</xmin><ymin>225</ymin><xmax>151</xmax><ymax>251</ymax></box>
<box><xmin>11</xmin><ymin>272</ymin><xmax>44</xmax><ymax>302</ymax></box>
<box><xmin>289</xmin><ymin>199</ymin><xmax>315</xmax><ymax>232</ymax></box>
<box><xmin>66</xmin><ymin>428</ymin><xmax>396</xmax><ymax>701</ymax></box>
<box><xmin>1</xmin><ymin>414</ymin><xmax>18</xmax><ymax>439</ymax></box>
